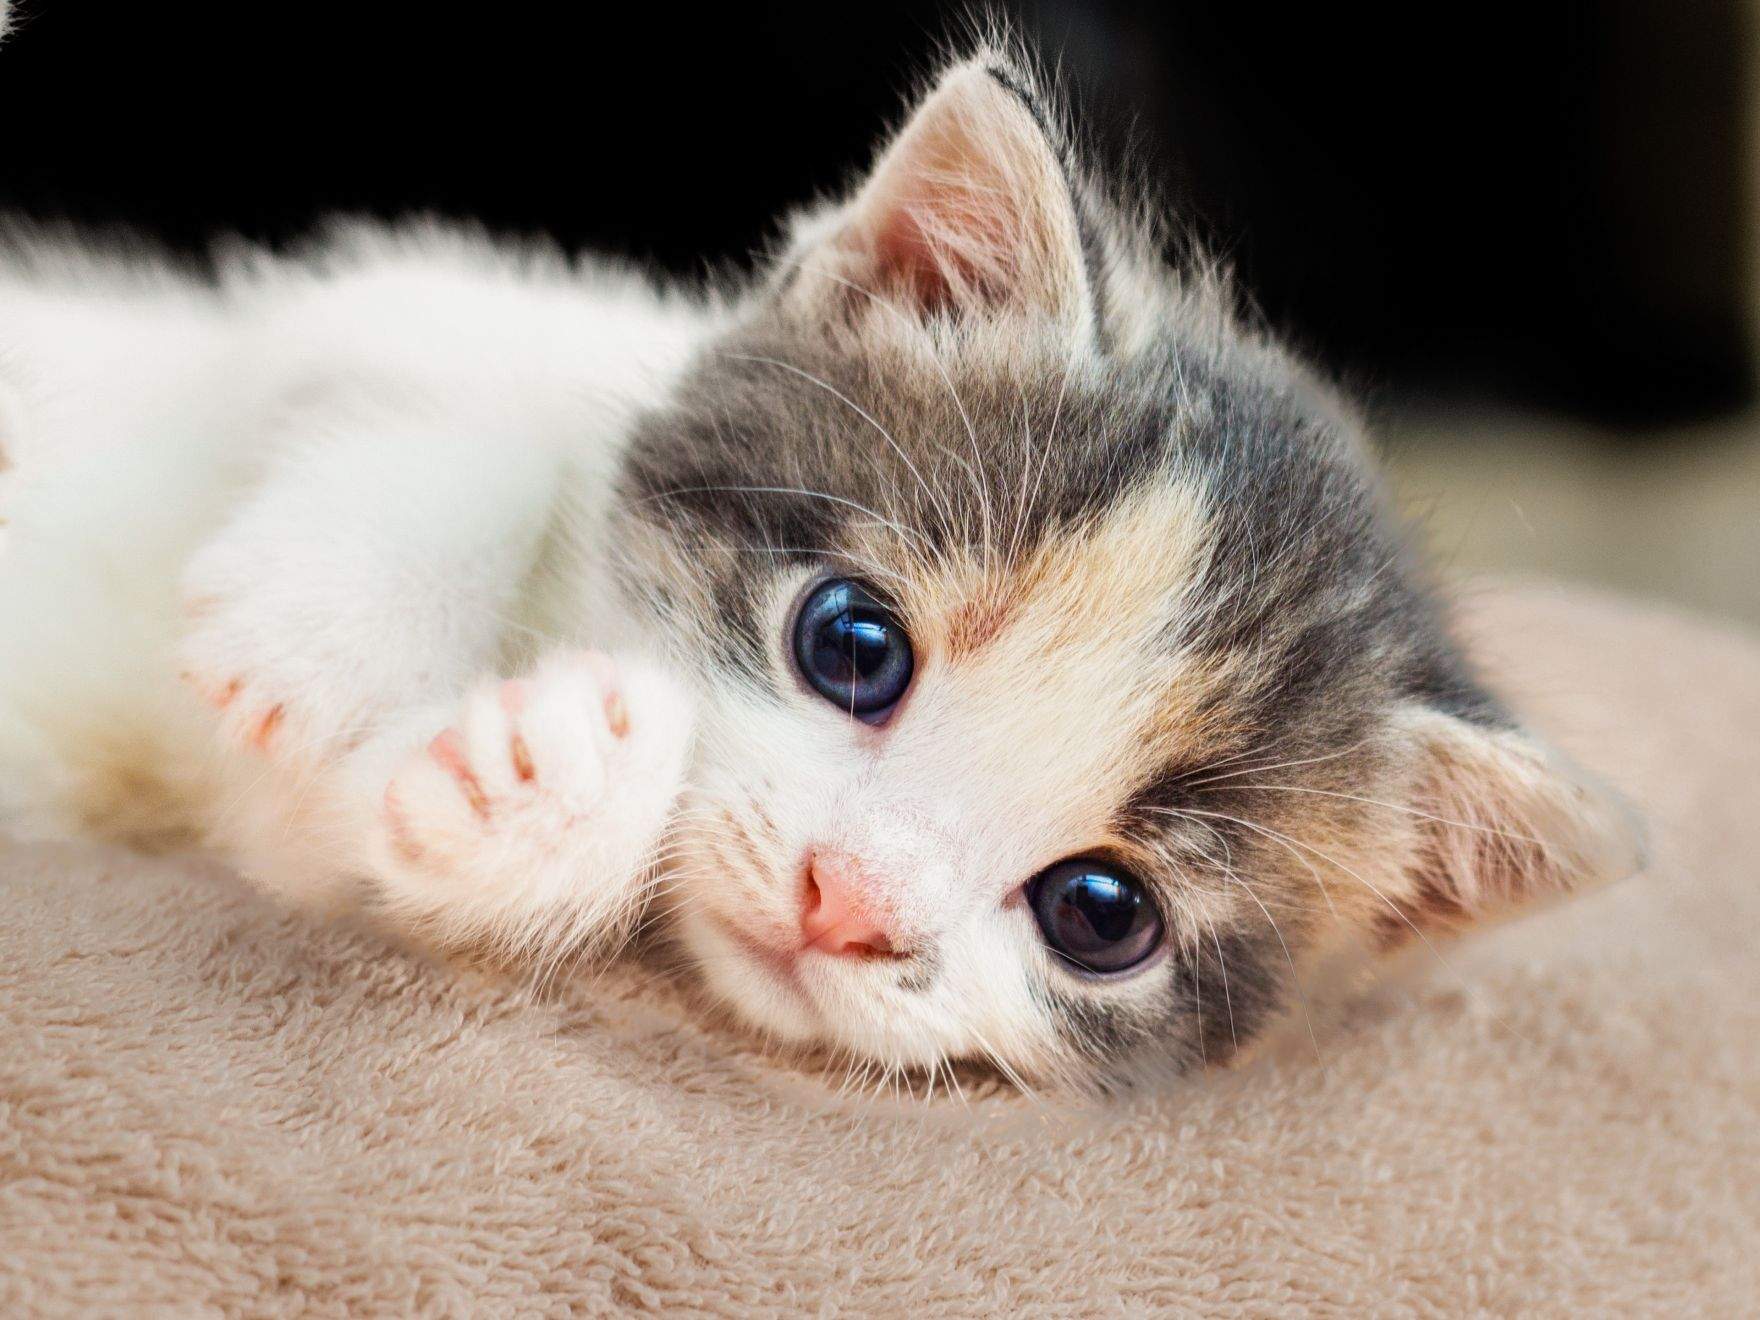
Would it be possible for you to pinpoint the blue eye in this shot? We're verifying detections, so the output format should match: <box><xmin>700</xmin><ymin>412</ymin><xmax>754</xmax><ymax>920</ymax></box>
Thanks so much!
<box><xmin>1029</xmin><ymin>860</ymin><xmax>1164</xmax><ymax>974</ymax></box>
<box><xmin>793</xmin><ymin>578</ymin><xmax>915</xmax><ymax>719</ymax></box>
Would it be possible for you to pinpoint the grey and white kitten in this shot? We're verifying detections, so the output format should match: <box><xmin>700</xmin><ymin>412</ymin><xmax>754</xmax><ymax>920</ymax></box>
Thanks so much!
<box><xmin>0</xmin><ymin>39</ymin><xmax>1640</xmax><ymax>1093</ymax></box>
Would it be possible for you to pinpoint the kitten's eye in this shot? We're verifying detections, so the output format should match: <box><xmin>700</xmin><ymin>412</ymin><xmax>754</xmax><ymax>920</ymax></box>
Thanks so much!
<box><xmin>793</xmin><ymin>578</ymin><xmax>915</xmax><ymax>718</ymax></box>
<box><xmin>1029</xmin><ymin>859</ymin><xmax>1164</xmax><ymax>975</ymax></box>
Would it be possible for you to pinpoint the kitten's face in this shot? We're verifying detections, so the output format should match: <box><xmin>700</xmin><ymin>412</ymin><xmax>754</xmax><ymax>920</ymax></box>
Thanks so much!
<box><xmin>614</xmin><ymin>59</ymin><xmax>1640</xmax><ymax>1092</ymax></box>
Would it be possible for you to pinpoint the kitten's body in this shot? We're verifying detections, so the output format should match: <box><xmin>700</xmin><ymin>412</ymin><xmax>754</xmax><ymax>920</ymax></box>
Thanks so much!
<box><xmin>0</xmin><ymin>230</ymin><xmax>711</xmax><ymax>934</ymax></box>
<box><xmin>0</xmin><ymin>42</ymin><xmax>1640</xmax><ymax>1092</ymax></box>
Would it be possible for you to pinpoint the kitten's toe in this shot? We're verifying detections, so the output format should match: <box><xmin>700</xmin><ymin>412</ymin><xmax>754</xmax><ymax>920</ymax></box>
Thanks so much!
<box><xmin>499</xmin><ymin>651</ymin><xmax>625</xmax><ymax>792</ymax></box>
<box><xmin>458</xmin><ymin>661</ymin><xmax>614</xmax><ymax>803</ymax></box>
<box><xmin>379</xmin><ymin>656</ymin><xmax>618</xmax><ymax>855</ymax></box>
<box><xmin>425</xmin><ymin>727</ymin><xmax>491</xmax><ymax>819</ymax></box>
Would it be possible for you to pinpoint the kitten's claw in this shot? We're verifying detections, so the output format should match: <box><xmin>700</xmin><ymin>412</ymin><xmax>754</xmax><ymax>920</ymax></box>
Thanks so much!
<box><xmin>177</xmin><ymin>525</ymin><xmax>437</xmax><ymax>765</ymax></box>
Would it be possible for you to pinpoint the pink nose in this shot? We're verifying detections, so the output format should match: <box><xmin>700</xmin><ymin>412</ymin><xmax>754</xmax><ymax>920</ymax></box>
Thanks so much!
<box><xmin>799</xmin><ymin>852</ymin><xmax>902</xmax><ymax>958</ymax></box>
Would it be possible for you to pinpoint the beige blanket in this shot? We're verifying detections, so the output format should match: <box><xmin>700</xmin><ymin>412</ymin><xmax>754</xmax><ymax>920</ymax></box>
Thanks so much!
<box><xmin>2</xmin><ymin>581</ymin><xmax>1757</xmax><ymax>1317</ymax></box>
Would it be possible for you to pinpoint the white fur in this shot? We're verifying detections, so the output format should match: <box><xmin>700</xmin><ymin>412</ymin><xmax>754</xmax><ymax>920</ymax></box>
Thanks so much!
<box><xmin>0</xmin><ymin>225</ymin><xmax>714</xmax><ymax>959</ymax></box>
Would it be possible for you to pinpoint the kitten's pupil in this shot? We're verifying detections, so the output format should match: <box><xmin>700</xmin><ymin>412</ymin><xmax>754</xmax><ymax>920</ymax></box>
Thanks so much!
<box><xmin>813</xmin><ymin>611</ymin><xmax>888</xmax><ymax>685</ymax></box>
<box><xmin>793</xmin><ymin>579</ymin><xmax>914</xmax><ymax>717</ymax></box>
<box><xmin>1071</xmin><ymin>874</ymin><xmax>1135</xmax><ymax>940</ymax></box>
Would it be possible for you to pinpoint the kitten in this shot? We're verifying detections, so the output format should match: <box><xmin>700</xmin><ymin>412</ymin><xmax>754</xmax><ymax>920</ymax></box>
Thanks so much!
<box><xmin>0</xmin><ymin>40</ymin><xmax>1641</xmax><ymax>1092</ymax></box>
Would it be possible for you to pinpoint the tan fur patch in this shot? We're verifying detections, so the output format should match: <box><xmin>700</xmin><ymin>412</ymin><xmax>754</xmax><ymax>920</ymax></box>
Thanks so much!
<box><xmin>896</xmin><ymin>480</ymin><xmax>1212</xmax><ymax>662</ymax></box>
<box><xmin>847</xmin><ymin>479</ymin><xmax>1239</xmax><ymax>857</ymax></box>
<box><xmin>944</xmin><ymin>588</ymin><xmax>1016</xmax><ymax>660</ymax></box>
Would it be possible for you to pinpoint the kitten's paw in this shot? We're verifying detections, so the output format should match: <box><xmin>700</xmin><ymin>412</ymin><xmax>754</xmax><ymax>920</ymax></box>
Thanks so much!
<box><xmin>180</xmin><ymin>665</ymin><xmax>294</xmax><ymax>753</ymax></box>
<box><xmin>177</xmin><ymin>622</ymin><xmax>313</xmax><ymax>760</ymax></box>
<box><xmin>372</xmin><ymin>651</ymin><xmax>694</xmax><ymax>949</ymax></box>
<box><xmin>177</xmin><ymin>540</ymin><xmax>413</xmax><ymax>762</ymax></box>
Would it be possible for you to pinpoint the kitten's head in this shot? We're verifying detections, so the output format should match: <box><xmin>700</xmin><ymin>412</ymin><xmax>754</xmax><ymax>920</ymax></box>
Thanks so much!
<box><xmin>614</xmin><ymin>53</ymin><xmax>1642</xmax><ymax>1092</ymax></box>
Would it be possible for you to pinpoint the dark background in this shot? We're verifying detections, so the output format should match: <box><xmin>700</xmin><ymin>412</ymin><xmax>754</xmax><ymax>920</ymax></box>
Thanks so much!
<box><xmin>1</xmin><ymin>1</ymin><xmax>1749</xmax><ymax>430</ymax></box>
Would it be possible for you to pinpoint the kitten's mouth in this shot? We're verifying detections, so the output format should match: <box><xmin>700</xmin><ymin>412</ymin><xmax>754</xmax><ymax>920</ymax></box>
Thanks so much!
<box><xmin>699</xmin><ymin>899</ymin><xmax>938</xmax><ymax>1056</ymax></box>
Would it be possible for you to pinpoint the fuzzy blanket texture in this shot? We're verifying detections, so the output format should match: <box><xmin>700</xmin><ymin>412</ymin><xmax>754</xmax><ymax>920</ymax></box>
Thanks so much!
<box><xmin>2</xmin><ymin>580</ymin><xmax>1757</xmax><ymax>1317</ymax></box>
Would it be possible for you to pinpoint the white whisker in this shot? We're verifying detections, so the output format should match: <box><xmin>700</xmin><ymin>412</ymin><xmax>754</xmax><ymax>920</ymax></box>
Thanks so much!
<box><xmin>719</xmin><ymin>352</ymin><xmax>957</xmax><ymax>543</ymax></box>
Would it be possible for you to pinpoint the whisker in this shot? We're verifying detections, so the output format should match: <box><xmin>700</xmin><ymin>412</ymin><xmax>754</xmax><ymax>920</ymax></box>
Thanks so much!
<box><xmin>1179</xmin><ymin>739</ymin><xmax>1372</xmax><ymax>789</ymax></box>
<box><xmin>787</xmin><ymin>262</ymin><xmax>993</xmax><ymax>550</ymax></box>
<box><xmin>719</xmin><ymin>352</ymin><xmax>956</xmax><ymax>542</ymax></box>
<box><xmin>668</xmin><ymin>539</ymin><xmax>913</xmax><ymax>589</ymax></box>
<box><xmin>1199</xmin><ymin>846</ymin><xmax>1325</xmax><ymax>1073</ymax></box>
<box><xmin>628</xmin><ymin>482</ymin><xmax>933</xmax><ymax>556</ymax></box>
<box><xmin>1203</xmin><ymin>912</ymin><xmax>1239</xmax><ymax>1056</ymax></box>
<box><xmin>1204</xmin><ymin>783</ymin><xmax>1543</xmax><ymax>846</ymax></box>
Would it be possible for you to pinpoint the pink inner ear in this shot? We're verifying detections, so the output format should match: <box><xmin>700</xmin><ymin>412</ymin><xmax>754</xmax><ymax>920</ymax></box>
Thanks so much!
<box><xmin>802</xmin><ymin>63</ymin><xmax>1091</xmax><ymax>330</ymax></box>
<box><xmin>1380</xmin><ymin>709</ymin><xmax>1644</xmax><ymax>948</ymax></box>
<box><xmin>868</xmin><ymin>177</ymin><xmax>1019</xmax><ymax>315</ymax></box>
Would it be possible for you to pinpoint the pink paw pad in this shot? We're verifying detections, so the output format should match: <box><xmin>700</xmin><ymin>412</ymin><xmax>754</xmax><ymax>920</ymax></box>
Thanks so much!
<box><xmin>381</xmin><ymin>649</ymin><xmax>655</xmax><ymax>869</ymax></box>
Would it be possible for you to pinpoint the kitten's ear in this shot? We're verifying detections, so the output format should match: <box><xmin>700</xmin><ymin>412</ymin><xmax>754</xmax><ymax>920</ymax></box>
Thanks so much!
<box><xmin>783</xmin><ymin>60</ymin><xmax>1094</xmax><ymax>339</ymax></box>
<box><xmin>1391</xmin><ymin>705</ymin><xmax>1645</xmax><ymax>938</ymax></box>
